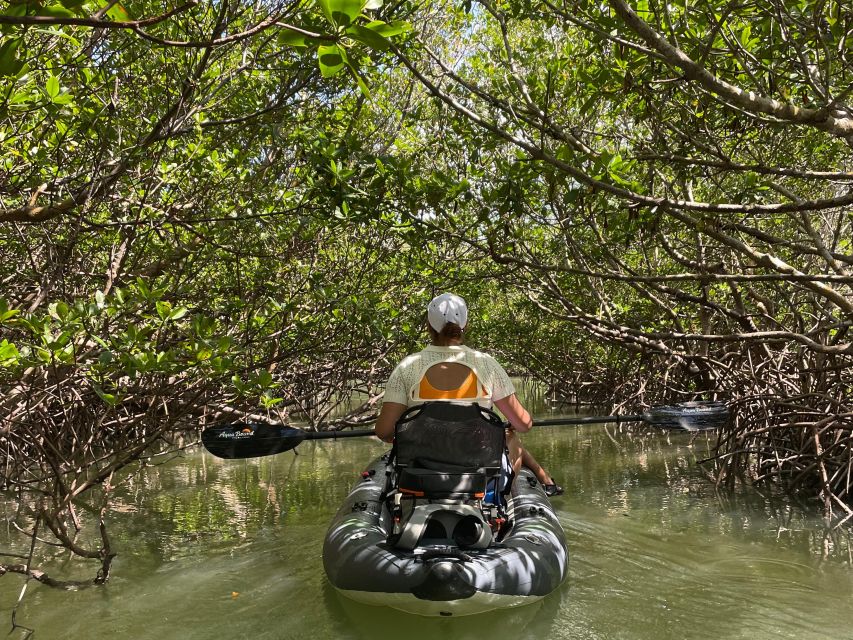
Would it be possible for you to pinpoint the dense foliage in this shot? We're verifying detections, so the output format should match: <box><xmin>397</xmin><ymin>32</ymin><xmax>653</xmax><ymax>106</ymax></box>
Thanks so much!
<box><xmin>391</xmin><ymin>0</ymin><xmax>853</xmax><ymax>522</ymax></box>
<box><xmin>1</xmin><ymin>0</ymin><xmax>851</xmax><ymax>595</ymax></box>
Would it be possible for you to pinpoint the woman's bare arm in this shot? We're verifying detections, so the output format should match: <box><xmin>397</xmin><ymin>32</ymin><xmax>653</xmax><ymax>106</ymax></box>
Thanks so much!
<box><xmin>493</xmin><ymin>393</ymin><xmax>533</xmax><ymax>432</ymax></box>
<box><xmin>375</xmin><ymin>401</ymin><xmax>408</xmax><ymax>442</ymax></box>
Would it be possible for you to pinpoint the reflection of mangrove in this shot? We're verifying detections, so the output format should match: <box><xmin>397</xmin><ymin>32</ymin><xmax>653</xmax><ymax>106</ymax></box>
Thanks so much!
<box><xmin>128</xmin><ymin>440</ymin><xmax>386</xmax><ymax>550</ymax></box>
<box><xmin>704</xmin><ymin>396</ymin><xmax>853</xmax><ymax>525</ymax></box>
<box><xmin>0</xmin><ymin>374</ymin><xmax>214</xmax><ymax>591</ymax></box>
<box><xmin>528</xmin><ymin>424</ymin><xmax>853</xmax><ymax>560</ymax></box>
<box><xmin>1</xmin><ymin>439</ymin><xmax>381</xmax><ymax>599</ymax></box>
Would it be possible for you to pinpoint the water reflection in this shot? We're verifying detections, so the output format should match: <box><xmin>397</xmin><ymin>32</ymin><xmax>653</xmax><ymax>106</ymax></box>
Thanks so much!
<box><xmin>3</xmin><ymin>402</ymin><xmax>853</xmax><ymax>639</ymax></box>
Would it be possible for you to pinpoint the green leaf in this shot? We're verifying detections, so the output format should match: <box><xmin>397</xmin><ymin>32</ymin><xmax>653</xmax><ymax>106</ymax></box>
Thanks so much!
<box><xmin>364</xmin><ymin>0</ymin><xmax>383</xmax><ymax>8</ymax></box>
<box><xmin>318</xmin><ymin>44</ymin><xmax>346</xmax><ymax>77</ymax></box>
<box><xmin>363</xmin><ymin>20</ymin><xmax>409</xmax><ymax>38</ymax></box>
<box><xmin>278</xmin><ymin>27</ymin><xmax>314</xmax><ymax>48</ymax></box>
<box><xmin>231</xmin><ymin>374</ymin><xmax>246</xmax><ymax>393</ymax></box>
<box><xmin>0</xmin><ymin>339</ymin><xmax>20</xmax><ymax>366</ymax></box>
<box><xmin>257</xmin><ymin>370</ymin><xmax>273</xmax><ymax>387</ymax></box>
<box><xmin>740</xmin><ymin>24</ymin><xmax>752</xmax><ymax>49</ymax></box>
<box><xmin>169</xmin><ymin>306</ymin><xmax>188</xmax><ymax>321</ymax></box>
<box><xmin>0</xmin><ymin>298</ymin><xmax>20</xmax><ymax>323</ymax></box>
<box><xmin>4</xmin><ymin>3</ymin><xmax>29</xmax><ymax>19</ymax></box>
<box><xmin>135</xmin><ymin>277</ymin><xmax>151</xmax><ymax>299</ymax></box>
<box><xmin>346</xmin><ymin>24</ymin><xmax>391</xmax><ymax>51</ymax></box>
<box><xmin>318</xmin><ymin>0</ymin><xmax>362</xmax><ymax>28</ymax></box>
<box><xmin>48</xmin><ymin>301</ymin><xmax>70</xmax><ymax>319</ymax></box>
<box><xmin>37</xmin><ymin>4</ymin><xmax>76</xmax><ymax>18</ymax></box>
<box><xmin>348</xmin><ymin>63</ymin><xmax>371</xmax><ymax>98</ymax></box>
<box><xmin>0</xmin><ymin>309</ymin><xmax>20</xmax><ymax>322</ymax></box>
<box><xmin>156</xmin><ymin>300</ymin><xmax>172</xmax><ymax>321</ymax></box>
<box><xmin>103</xmin><ymin>1</ymin><xmax>131</xmax><ymax>21</ymax></box>
<box><xmin>0</xmin><ymin>38</ymin><xmax>23</xmax><ymax>78</ymax></box>
<box><xmin>46</xmin><ymin>74</ymin><xmax>60</xmax><ymax>99</ymax></box>
<box><xmin>260</xmin><ymin>395</ymin><xmax>284</xmax><ymax>408</ymax></box>
<box><xmin>93</xmin><ymin>384</ymin><xmax>118</xmax><ymax>406</ymax></box>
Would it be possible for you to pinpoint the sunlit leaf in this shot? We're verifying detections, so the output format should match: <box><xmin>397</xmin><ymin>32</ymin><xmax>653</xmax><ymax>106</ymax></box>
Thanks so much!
<box><xmin>318</xmin><ymin>0</ymin><xmax>362</xmax><ymax>28</ymax></box>
<box><xmin>363</xmin><ymin>20</ymin><xmax>409</xmax><ymax>38</ymax></box>
<box><xmin>103</xmin><ymin>1</ymin><xmax>131</xmax><ymax>21</ymax></box>
<box><xmin>156</xmin><ymin>301</ymin><xmax>172</xmax><ymax>321</ymax></box>
<box><xmin>279</xmin><ymin>27</ymin><xmax>314</xmax><ymax>48</ymax></box>
<box><xmin>318</xmin><ymin>43</ymin><xmax>346</xmax><ymax>77</ymax></box>
<box><xmin>0</xmin><ymin>339</ymin><xmax>19</xmax><ymax>366</ymax></box>
<box><xmin>348</xmin><ymin>63</ymin><xmax>371</xmax><ymax>98</ymax></box>
<box><xmin>93</xmin><ymin>384</ymin><xmax>118</xmax><ymax>405</ymax></box>
<box><xmin>346</xmin><ymin>24</ymin><xmax>390</xmax><ymax>51</ymax></box>
<box><xmin>45</xmin><ymin>74</ymin><xmax>60</xmax><ymax>99</ymax></box>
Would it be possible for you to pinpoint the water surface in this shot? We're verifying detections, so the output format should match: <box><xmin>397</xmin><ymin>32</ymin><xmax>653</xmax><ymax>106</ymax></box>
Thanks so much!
<box><xmin>3</xmin><ymin>415</ymin><xmax>853</xmax><ymax>639</ymax></box>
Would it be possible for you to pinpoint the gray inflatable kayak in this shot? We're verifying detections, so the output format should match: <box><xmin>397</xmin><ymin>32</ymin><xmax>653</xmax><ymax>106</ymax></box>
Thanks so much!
<box><xmin>322</xmin><ymin>453</ymin><xmax>569</xmax><ymax>617</ymax></box>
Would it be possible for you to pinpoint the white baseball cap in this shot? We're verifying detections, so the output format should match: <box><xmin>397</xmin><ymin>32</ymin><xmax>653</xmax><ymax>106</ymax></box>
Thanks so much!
<box><xmin>427</xmin><ymin>293</ymin><xmax>468</xmax><ymax>332</ymax></box>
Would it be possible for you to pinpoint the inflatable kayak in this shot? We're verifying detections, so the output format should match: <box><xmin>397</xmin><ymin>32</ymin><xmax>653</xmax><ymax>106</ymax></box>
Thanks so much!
<box><xmin>322</xmin><ymin>403</ymin><xmax>568</xmax><ymax>617</ymax></box>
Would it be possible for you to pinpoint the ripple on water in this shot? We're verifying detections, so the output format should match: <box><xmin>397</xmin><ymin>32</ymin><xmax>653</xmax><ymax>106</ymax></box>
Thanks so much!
<box><xmin>553</xmin><ymin>507</ymin><xmax>852</xmax><ymax>640</ymax></box>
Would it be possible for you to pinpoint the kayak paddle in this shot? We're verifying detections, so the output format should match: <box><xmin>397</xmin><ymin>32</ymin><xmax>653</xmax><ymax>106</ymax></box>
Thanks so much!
<box><xmin>201</xmin><ymin>401</ymin><xmax>728</xmax><ymax>459</ymax></box>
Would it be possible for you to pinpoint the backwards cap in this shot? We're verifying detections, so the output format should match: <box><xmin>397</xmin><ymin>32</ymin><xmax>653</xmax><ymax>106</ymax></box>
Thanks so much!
<box><xmin>427</xmin><ymin>293</ymin><xmax>468</xmax><ymax>333</ymax></box>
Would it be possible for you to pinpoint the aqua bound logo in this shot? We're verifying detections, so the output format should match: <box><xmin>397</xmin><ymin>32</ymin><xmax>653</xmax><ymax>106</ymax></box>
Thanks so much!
<box><xmin>218</xmin><ymin>430</ymin><xmax>255</xmax><ymax>439</ymax></box>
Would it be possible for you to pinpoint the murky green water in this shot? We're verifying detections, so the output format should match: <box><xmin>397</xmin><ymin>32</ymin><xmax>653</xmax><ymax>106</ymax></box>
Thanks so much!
<box><xmin>4</xmin><ymin>409</ymin><xmax>853</xmax><ymax>639</ymax></box>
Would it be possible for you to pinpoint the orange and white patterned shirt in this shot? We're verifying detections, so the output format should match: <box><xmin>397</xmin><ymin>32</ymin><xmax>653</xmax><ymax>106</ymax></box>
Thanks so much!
<box><xmin>383</xmin><ymin>345</ymin><xmax>516</xmax><ymax>409</ymax></box>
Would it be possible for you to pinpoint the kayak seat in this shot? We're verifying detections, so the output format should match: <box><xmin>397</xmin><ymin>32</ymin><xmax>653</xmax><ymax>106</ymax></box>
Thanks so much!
<box><xmin>393</xmin><ymin>402</ymin><xmax>505</xmax><ymax>473</ymax></box>
<box><xmin>388</xmin><ymin>402</ymin><xmax>507</xmax><ymax>550</ymax></box>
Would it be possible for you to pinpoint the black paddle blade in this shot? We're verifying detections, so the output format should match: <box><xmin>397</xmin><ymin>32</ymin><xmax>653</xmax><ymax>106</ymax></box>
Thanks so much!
<box><xmin>201</xmin><ymin>423</ymin><xmax>307</xmax><ymax>459</ymax></box>
<box><xmin>644</xmin><ymin>401</ymin><xmax>730</xmax><ymax>431</ymax></box>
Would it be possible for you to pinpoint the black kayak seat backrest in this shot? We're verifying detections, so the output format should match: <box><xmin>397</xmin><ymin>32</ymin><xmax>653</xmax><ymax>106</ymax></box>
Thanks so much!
<box><xmin>393</xmin><ymin>402</ymin><xmax>505</xmax><ymax>497</ymax></box>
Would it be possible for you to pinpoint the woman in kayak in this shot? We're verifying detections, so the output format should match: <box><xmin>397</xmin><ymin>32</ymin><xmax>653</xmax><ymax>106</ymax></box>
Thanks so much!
<box><xmin>375</xmin><ymin>292</ymin><xmax>563</xmax><ymax>496</ymax></box>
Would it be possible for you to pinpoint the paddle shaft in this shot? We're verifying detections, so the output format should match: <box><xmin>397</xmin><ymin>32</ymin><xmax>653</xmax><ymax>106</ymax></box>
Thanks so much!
<box><xmin>302</xmin><ymin>429</ymin><xmax>377</xmax><ymax>439</ymax></box>
<box><xmin>304</xmin><ymin>414</ymin><xmax>645</xmax><ymax>439</ymax></box>
<box><xmin>533</xmin><ymin>414</ymin><xmax>645</xmax><ymax>427</ymax></box>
